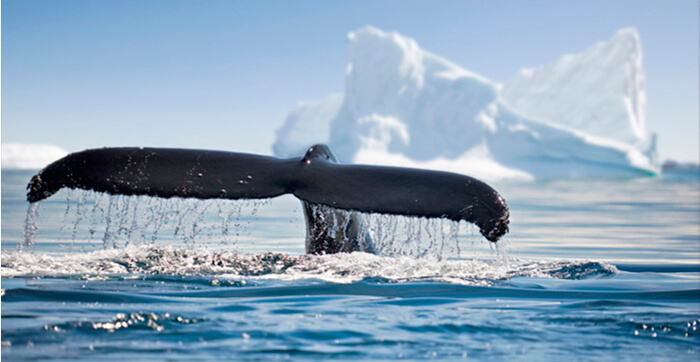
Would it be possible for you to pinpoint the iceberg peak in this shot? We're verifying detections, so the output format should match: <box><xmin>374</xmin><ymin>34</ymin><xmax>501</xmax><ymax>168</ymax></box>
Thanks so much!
<box><xmin>611</xmin><ymin>27</ymin><xmax>641</xmax><ymax>43</ymax></box>
<box><xmin>334</xmin><ymin>27</ymin><xmax>498</xmax><ymax>163</ymax></box>
<box><xmin>273</xmin><ymin>27</ymin><xmax>658</xmax><ymax>180</ymax></box>
<box><xmin>501</xmin><ymin>27</ymin><xmax>646</xmax><ymax>144</ymax></box>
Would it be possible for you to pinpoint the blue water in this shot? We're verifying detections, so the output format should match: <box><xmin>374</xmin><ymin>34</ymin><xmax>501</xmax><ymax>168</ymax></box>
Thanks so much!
<box><xmin>2</xmin><ymin>169</ymin><xmax>699</xmax><ymax>360</ymax></box>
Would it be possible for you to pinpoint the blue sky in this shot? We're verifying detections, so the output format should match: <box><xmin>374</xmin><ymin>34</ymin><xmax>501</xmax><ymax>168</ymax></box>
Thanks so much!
<box><xmin>2</xmin><ymin>0</ymin><xmax>698</xmax><ymax>162</ymax></box>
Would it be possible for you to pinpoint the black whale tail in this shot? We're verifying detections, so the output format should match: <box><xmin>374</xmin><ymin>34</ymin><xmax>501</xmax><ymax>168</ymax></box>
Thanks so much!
<box><xmin>27</xmin><ymin>144</ymin><xmax>509</xmax><ymax>246</ymax></box>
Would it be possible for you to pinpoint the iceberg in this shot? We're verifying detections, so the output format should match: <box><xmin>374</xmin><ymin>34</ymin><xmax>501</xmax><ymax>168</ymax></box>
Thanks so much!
<box><xmin>273</xmin><ymin>26</ymin><xmax>659</xmax><ymax>180</ymax></box>
<box><xmin>501</xmin><ymin>28</ymin><xmax>646</xmax><ymax>145</ymax></box>
<box><xmin>273</xmin><ymin>93</ymin><xmax>344</xmax><ymax>157</ymax></box>
<box><xmin>1</xmin><ymin>143</ymin><xmax>68</xmax><ymax>170</ymax></box>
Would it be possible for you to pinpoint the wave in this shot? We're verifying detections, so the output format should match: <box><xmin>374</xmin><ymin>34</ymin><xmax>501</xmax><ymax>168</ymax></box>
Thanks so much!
<box><xmin>1</xmin><ymin>245</ymin><xmax>616</xmax><ymax>285</ymax></box>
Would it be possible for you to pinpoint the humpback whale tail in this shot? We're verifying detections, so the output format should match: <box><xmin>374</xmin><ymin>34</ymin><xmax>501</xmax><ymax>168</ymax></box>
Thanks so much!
<box><xmin>27</xmin><ymin>144</ymin><xmax>509</xmax><ymax>253</ymax></box>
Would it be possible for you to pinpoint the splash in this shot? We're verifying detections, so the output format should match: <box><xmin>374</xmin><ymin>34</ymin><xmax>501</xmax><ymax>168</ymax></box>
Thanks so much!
<box><xmin>42</xmin><ymin>312</ymin><xmax>199</xmax><ymax>334</ymax></box>
<box><xmin>306</xmin><ymin>203</ymin><xmax>466</xmax><ymax>259</ymax></box>
<box><xmin>23</xmin><ymin>190</ymin><xmax>493</xmax><ymax>260</ymax></box>
<box><xmin>22</xmin><ymin>203</ymin><xmax>40</xmax><ymax>250</ymax></box>
<box><xmin>0</xmin><ymin>245</ymin><xmax>617</xmax><ymax>285</ymax></box>
<box><xmin>24</xmin><ymin>191</ymin><xmax>273</xmax><ymax>251</ymax></box>
<box><xmin>364</xmin><ymin>214</ymin><xmax>463</xmax><ymax>259</ymax></box>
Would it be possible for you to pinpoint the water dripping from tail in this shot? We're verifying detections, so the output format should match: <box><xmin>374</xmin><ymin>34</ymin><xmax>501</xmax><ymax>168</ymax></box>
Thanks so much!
<box><xmin>23</xmin><ymin>202</ymin><xmax>39</xmax><ymax>250</ymax></box>
<box><xmin>25</xmin><ymin>189</ymin><xmax>499</xmax><ymax>260</ymax></box>
<box><xmin>36</xmin><ymin>190</ymin><xmax>276</xmax><ymax>252</ymax></box>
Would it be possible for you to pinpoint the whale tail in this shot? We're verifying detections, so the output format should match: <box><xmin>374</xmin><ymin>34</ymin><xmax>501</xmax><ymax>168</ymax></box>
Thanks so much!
<box><xmin>27</xmin><ymin>144</ymin><xmax>509</xmax><ymax>251</ymax></box>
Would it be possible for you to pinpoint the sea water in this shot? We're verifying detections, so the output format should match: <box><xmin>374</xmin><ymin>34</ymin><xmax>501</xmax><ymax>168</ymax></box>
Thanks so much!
<box><xmin>2</xmin><ymin>169</ymin><xmax>699</xmax><ymax>360</ymax></box>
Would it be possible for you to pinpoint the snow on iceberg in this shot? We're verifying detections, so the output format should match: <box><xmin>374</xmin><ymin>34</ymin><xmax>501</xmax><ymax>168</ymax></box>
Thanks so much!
<box><xmin>273</xmin><ymin>26</ymin><xmax>659</xmax><ymax>180</ymax></box>
<box><xmin>501</xmin><ymin>28</ymin><xmax>646</xmax><ymax>145</ymax></box>
<box><xmin>1</xmin><ymin>143</ymin><xmax>68</xmax><ymax>170</ymax></box>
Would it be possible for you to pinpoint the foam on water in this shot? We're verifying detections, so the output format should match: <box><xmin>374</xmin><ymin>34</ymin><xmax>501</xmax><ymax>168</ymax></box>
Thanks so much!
<box><xmin>12</xmin><ymin>190</ymin><xmax>542</xmax><ymax>284</ymax></box>
<box><xmin>0</xmin><ymin>245</ymin><xmax>617</xmax><ymax>285</ymax></box>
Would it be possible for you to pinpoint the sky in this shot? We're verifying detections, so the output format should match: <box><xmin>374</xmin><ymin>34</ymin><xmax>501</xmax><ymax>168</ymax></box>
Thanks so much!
<box><xmin>2</xmin><ymin>0</ymin><xmax>699</xmax><ymax>163</ymax></box>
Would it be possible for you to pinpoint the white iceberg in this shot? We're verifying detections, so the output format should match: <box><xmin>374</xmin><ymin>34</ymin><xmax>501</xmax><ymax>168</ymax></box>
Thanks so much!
<box><xmin>501</xmin><ymin>28</ymin><xmax>647</xmax><ymax>145</ymax></box>
<box><xmin>273</xmin><ymin>26</ymin><xmax>659</xmax><ymax>180</ymax></box>
<box><xmin>272</xmin><ymin>93</ymin><xmax>344</xmax><ymax>157</ymax></box>
<box><xmin>1</xmin><ymin>143</ymin><xmax>68</xmax><ymax>170</ymax></box>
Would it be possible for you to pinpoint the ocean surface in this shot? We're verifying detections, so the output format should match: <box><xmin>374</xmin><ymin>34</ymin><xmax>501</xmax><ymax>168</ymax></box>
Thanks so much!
<box><xmin>2</xmin><ymin>168</ymin><xmax>699</xmax><ymax>360</ymax></box>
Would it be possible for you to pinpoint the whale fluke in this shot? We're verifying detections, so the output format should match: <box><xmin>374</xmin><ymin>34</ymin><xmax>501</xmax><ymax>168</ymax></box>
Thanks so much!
<box><xmin>27</xmin><ymin>144</ymin><xmax>509</xmax><ymax>251</ymax></box>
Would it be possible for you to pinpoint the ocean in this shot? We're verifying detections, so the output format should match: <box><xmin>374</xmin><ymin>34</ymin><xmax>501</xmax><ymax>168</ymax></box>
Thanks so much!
<box><xmin>2</xmin><ymin>168</ymin><xmax>699</xmax><ymax>360</ymax></box>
